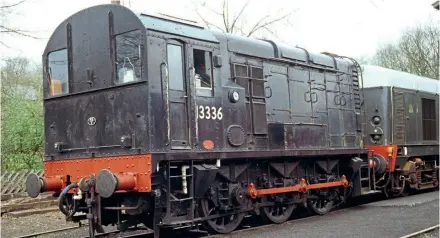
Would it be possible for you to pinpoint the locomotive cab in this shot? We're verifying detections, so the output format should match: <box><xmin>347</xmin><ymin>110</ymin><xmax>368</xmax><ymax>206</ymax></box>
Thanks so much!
<box><xmin>42</xmin><ymin>5</ymin><xmax>148</xmax><ymax>159</ymax></box>
<box><xmin>26</xmin><ymin>4</ymin><xmax>237</xmax><ymax>234</ymax></box>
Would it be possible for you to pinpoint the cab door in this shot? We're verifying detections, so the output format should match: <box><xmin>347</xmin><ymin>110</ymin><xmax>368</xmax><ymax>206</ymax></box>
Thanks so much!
<box><xmin>166</xmin><ymin>40</ymin><xmax>191</xmax><ymax>149</ymax></box>
<box><xmin>186</xmin><ymin>42</ymin><xmax>221</xmax><ymax>150</ymax></box>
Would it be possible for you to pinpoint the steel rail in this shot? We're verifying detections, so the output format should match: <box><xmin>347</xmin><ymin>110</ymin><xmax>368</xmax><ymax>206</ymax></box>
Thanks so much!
<box><xmin>399</xmin><ymin>224</ymin><xmax>440</xmax><ymax>238</ymax></box>
<box><xmin>14</xmin><ymin>223</ymin><xmax>87</xmax><ymax>238</ymax></box>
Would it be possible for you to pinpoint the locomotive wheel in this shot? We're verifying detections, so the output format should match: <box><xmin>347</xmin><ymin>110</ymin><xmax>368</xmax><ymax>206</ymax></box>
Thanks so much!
<box><xmin>199</xmin><ymin>198</ymin><xmax>244</xmax><ymax>234</ymax></box>
<box><xmin>306</xmin><ymin>196</ymin><xmax>334</xmax><ymax>215</ymax></box>
<box><xmin>260</xmin><ymin>196</ymin><xmax>296</xmax><ymax>224</ymax></box>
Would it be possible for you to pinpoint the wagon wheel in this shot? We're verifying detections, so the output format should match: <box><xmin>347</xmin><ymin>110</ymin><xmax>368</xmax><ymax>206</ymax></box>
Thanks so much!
<box><xmin>306</xmin><ymin>195</ymin><xmax>334</xmax><ymax>215</ymax></box>
<box><xmin>260</xmin><ymin>195</ymin><xmax>296</xmax><ymax>224</ymax></box>
<box><xmin>199</xmin><ymin>198</ymin><xmax>244</xmax><ymax>234</ymax></box>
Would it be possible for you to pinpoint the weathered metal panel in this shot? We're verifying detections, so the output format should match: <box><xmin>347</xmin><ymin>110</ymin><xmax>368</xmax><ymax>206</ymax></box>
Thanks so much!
<box><xmin>288</xmin><ymin>66</ymin><xmax>313</xmax><ymax>123</ymax></box>
<box><xmin>326</xmin><ymin>73</ymin><xmax>343</xmax><ymax>147</ymax></box>
<box><xmin>226</xmin><ymin>34</ymin><xmax>275</xmax><ymax>59</ymax></box>
<box><xmin>44</xmin><ymin>84</ymin><xmax>150</xmax><ymax>159</ymax></box>
<box><xmin>264</xmin><ymin>62</ymin><xmax>290</xmax><ymax>123</ymax></box>
<box><xmin>268</xmin><ymin>123</ymin><xmax>285</xmax><ymax>150</ymax></box>
<box><xmin>361</xmin><ymin>87</ymin><xmax>391</xmax><ymax>146</ymax></box>
<box><xmin>340</xmin><ymin>72</ymin><xmax>358</xmax><ymax>148</ymax></box>
<box><xmin>308</xmin><ymin>52</ymin><xmax>335</xmax><ymax>68</ymax></box>
<box><xmin>310</xmin><ymin>71</ymin><xmax>327</xmax><ymax>125</ymax></box>
<box><xmin>146</xmin><ymin>36</ymin><xmax>167</xmax><ymax>152</ymax></box>
<box><xmin>285</xmin><ymin>124</ymin><xmax>327</xmax><ymax>149</ymax></box>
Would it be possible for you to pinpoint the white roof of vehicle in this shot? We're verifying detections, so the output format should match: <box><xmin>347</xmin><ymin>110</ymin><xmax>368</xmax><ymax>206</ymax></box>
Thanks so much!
<box><xmin>360</xmin><ymin>65</ymin><xmax>439</xmax><ymax>94</ymax></box>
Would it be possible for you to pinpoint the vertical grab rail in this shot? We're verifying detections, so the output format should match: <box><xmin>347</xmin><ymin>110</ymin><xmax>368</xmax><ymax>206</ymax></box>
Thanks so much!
<box><xmin>161</xmin><ymin>62</ymin><xmax>171</xmax><ymax>146</ymax></box>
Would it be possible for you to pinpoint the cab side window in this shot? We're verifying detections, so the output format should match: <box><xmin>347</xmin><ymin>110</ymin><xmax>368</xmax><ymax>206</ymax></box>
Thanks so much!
<box><xmin>115</xmin><ymin>30</ymin><xmax>142</xmax><ymax>84</ymax></box>
<box><xmin>47</xmin><ymin>49</ymin><xmax>69</xmax><ymax>96</ymax></box>
<box><xmin>193</xmin><ymin>49</ymin><xmax>213</xmax><ymax>96</ymax></box>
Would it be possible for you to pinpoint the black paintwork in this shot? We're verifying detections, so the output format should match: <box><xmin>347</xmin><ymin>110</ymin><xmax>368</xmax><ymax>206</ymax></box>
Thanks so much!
<box><xmin>42</xmin><ymin>4</ymin><xmax>365</xmax><ymax>162</ymax></box>
<box><xmin>38</xmin><ymin>5</ymin><xmax>440</xmax><ymax>233</ymax></box>
<box><xmin>363</xmin><ymin>86</ymin><xmax>439</xmax><ymax>160</ymax></box>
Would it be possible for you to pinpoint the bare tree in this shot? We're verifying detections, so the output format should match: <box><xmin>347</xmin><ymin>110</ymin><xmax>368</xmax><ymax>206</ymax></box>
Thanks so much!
<box><xmin>192</xmin><ymin>0</ymin><xmax>294</xmax><ymax>39</ymax></box>
<box><xmin>0</xmin><ymin>0</ymin><xmax>38</xmax><ymax>48</ymax></box>
<box><xmin>356</xmin><ymin>55</ymin><xmax>374</xmax><ymax>65</ymax></box>
<box><xmin>372</xmin><ymin>20</ymin><xmax>440</xmax><ymax>80</ymax></box>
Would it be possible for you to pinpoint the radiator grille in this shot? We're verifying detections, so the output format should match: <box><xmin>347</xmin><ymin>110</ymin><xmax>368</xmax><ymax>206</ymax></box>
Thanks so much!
<box><xmin>394</xmin><ymin>92</ymin><xmax>405</xmax><ymax>143</ymax></box>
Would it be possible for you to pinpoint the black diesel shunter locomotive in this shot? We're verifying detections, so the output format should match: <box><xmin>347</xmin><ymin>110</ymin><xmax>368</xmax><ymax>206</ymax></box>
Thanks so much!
<box><xmin>25</xmin><ymin>4</ymin><xmax>439</xmax><ymax>238</ymax></box>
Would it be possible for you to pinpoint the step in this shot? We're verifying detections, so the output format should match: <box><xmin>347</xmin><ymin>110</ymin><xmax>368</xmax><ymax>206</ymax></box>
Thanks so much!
<box><xmin>5</xmin><ymin>207</ymin><xmax>59</xmax><ymax>218</ymax></box>
<box><xmin>361</xmin><ymin>190</ymin><xmax>382</xmax><ymax>195</ymax></box>
<box><xmin>418</xmin><ymin>184</ymin><xmax>435</xmax><ymax>190</ymax></box>
<box><xmin>169</xmin><ymin>174</ymin><xmax>193</xmax><ymax>178</ymax></box>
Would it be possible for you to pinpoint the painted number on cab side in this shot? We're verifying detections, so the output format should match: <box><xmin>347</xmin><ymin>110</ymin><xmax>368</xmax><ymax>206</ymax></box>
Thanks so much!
<box><xmin>198</xmin><ymin>106</ymin><xmax>223</xmax><ymax>120</ymax></box>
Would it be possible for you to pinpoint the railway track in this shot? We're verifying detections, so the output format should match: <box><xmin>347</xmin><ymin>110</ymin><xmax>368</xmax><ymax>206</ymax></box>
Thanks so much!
<box><xmin>14</xmin><ymin>223</ymin><xmax>87</xmax><ymax>238</ymax></box>
<box><xmin>14</xmin><ymin>191</ymin><xmax>436</xmax><ymax>238</ymax></box>
<box><xmin>76</xmin><ymin>193</ymin><xmax>387</xmax><ymax>238</ymax></box>
<box><xmin>399</xmin><ymin>224</ymin><xmax>440</xmax><ymax>238</ymax></box>
<box><xmin>81</xmin><ymin>228</ymin><xmax>152</xmax><ymax>238</ymax></box>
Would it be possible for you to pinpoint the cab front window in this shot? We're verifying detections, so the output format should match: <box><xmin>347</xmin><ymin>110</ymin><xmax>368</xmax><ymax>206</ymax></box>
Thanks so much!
<box><xmin>47</xmin><ymin>49</ymin><xmax>69</xmax><ymax>96</ymax></box>
<box><xmin>115</xmin><ymin>29</ymin><xmax>142</xmax><ymax>84</ymax></box>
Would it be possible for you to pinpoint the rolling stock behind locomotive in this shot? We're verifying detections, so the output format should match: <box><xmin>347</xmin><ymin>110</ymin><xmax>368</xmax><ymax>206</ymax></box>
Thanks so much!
<box><xmin>24</xmin><ymin>4</ymin><xmax>439</xmax><ymax>237</ymax></box>
<box><xmin>362</xmin><ymin>65</ymin><xmax>439</xmax><ymax>197</ymax></box>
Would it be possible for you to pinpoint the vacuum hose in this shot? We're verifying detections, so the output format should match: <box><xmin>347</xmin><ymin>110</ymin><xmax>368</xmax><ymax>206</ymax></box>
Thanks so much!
<box><xmin>58</xmin><ymin>183</ymin><xmax>78</xmax><ymax>217</ymax></box>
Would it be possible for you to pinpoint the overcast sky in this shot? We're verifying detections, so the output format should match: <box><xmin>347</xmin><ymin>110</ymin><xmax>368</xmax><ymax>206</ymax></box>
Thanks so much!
<box><xmin>1</xmin><ymin>0</ymin><xmax>439</xmax><ymax>65</ymax></box>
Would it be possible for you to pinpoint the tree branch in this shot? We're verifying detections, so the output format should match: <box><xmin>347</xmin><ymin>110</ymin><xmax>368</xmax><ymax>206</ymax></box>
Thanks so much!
<box><xmin>222</xmin><ymin>0</ymin><xmax>229</xmax><ymax>33</ymax></box>
<box><xmin>372</xmin><ymin>20</ymin><xmax>440</xmax><ymax>79</ymax></box>
<box><xmin>0</xmin><ymin>24</ymin><xmax>39</xmax><ymax>39</ymax></box>
<box><xmin>230</xmin><ymin>0</ymin><xmax>249</xmax><ymax>34</ymax></box>
<box><xmin>247</xmin><ymin>12</ymin><xmax>292</xmax><ymax>37</ymax></box>
<box><xmin>0</xmin><ymin>0</ymin><xmax>28</xmax><ymax>9</ymax></box>
<box><xmin>192</xmin><ymin>0</ymin><xmax>294</xmax><ymax>38</ymax></box>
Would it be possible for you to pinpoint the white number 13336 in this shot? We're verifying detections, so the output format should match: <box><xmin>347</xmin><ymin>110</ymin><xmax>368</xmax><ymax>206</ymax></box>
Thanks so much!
<box><xmin>198</xmin><ymin>106</ymin><xmax>223</xmax><ymax>120</ymax></box>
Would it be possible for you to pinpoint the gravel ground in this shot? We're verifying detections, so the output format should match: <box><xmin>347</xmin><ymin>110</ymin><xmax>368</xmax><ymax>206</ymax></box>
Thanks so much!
<box><xmin>2</xmin><ymin>194</ymin><xmax>54</xmax><ymax>206</ymax></box>
<box><xmin>1</xmin><ymin>191</ymin><xmax>439</xmax><ymax>238</ymax></box>
<box><xmin>413</xmin><ymin>228</ymin><xmax>439</xmax><ymax>238</ymax></box>
<box><xmin>209</xmin><ymin>191</ymin><xmax>440</xmax><ymax>238</ymax></box>
<box><xmin>1</xmin><ymin>211</ymin><xmax>80</xmax><ymax>238</ymax></box>
<box><xmin>1</xmin><ymin>210</ymin><xmax>122</xmax><ymax>238</ymax></box>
